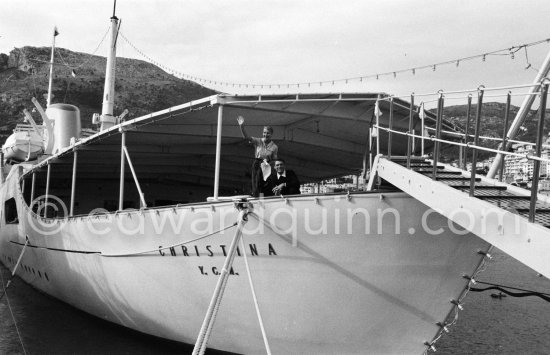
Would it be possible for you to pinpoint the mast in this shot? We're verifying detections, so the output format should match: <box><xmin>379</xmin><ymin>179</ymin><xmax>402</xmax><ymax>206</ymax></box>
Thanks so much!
<box><xmin>486</xmin><ymin>47</ymin><xmax>550</xmax><ymax>178</ymax></box>
<box><xmin>100</xmin><ymin>1</ymin><xmax>120</xmax><ymax>131</ymax></box>
<box><xmin>46</xmin><ymin>26</ymin><xmax>59</xmax><ymax>107</ymax></box>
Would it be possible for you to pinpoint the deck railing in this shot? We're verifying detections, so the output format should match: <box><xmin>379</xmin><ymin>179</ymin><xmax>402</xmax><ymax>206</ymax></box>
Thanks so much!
<box><xmin>375</xmin><ymin>81</ymin><xmax>550</xmax><ymax>224</ymax></box>
<box><xmin>13</xmin><ymin>124</ymin><xmax>44</xmax><ymax>133</ymax></box>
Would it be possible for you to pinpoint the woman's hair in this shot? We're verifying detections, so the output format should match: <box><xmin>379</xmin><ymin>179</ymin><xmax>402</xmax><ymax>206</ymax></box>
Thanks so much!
<box><xmin>264</xmin><ymin>125</ymin><xmax>274</xmax><ymax>134</ymax></box>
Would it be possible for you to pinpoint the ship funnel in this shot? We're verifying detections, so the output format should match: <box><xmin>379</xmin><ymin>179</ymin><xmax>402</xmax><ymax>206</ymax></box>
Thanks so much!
<box><xmin>46</xmin><ymin>103</ymin><xmax>81</xmax><ymax>154</ymax></box>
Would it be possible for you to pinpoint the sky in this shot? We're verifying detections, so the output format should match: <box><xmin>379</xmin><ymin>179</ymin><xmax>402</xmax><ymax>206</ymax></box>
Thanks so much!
<box><xmin>2</xmin><ymin>0</ymin><xmax>550</xmax><ymax>106</ymax></box>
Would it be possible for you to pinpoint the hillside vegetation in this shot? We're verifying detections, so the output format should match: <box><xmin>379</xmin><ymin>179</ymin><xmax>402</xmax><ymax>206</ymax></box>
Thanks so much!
<box><xmin>439</xmin><ymin>101</ymin><xmax>550</xmax><ymax>161</ymax></box>
<box><xmin>0</xmin><ymin>46</ymin><xmax>216</xmax><ymax>135</ymax></box>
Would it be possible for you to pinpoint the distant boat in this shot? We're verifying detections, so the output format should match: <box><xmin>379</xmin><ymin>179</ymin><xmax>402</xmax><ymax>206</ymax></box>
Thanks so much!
<box><xmin>0</xmin><ymin>6</ymin><xmax>499</xmax><ymax>355</ymax></box>
<box><xmin>491</xmin><ymin>292</ymin><xmax>507</xmax><ymax>299</ymax></box>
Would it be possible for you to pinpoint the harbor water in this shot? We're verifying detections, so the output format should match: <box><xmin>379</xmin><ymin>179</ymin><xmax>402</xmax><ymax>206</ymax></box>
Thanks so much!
<box><xmin>1</xmin><ymin>249</ymin><xmax>549</xmax><ymax>354</ymax></box>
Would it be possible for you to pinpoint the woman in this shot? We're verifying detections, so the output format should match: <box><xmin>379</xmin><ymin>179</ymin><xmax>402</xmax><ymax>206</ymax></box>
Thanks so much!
<box><xmin>237</xmin><ymin>115</ymin><xmax>278</xmax><ymax>196</ymax></box>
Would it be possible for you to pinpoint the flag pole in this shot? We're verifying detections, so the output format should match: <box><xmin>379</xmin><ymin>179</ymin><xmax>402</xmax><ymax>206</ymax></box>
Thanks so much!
<box><xmin>46</xmin><ymin>26</ymin><xmax>59</xmax><ymax>107</ymax></box>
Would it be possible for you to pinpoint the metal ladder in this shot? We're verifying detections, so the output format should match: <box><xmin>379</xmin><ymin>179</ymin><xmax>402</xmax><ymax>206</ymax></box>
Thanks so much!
<box><xmin>391</xmin><ymin>157</ymin><xmax>550</xmax><ymax>227</ymax></box>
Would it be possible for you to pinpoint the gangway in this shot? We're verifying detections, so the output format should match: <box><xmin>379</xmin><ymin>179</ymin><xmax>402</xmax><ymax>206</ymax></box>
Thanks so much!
<box><xmin>367</xmin><ymin>81</ymin><xmax>550</xmax><ymax>280</ymax></box>
<box><xmin>369</xmin><ymin>156</ymin><xmax>550</xmax><ymax>279</ymax></box>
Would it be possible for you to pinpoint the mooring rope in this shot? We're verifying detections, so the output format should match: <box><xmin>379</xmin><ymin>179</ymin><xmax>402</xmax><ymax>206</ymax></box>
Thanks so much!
<box><xmin>0</xmin><ymin>265</ymin><xmax>28</xmax><ymax>354</ymax></box>
<box><xmin>0</xmin><ymin>237</ymin><xmax>30</xmax><ymax>301</ymax></box>
<box><xmin>193</xmin><ymin>210</ymin><xmax>248</xmax><ymax>355</ymax></box>
<box><xmin>101</xmin><ymin>222</ymin><xmax>237</xmax><ymax>257</ymax></box>
<box><xmin>240</xmin><ymin>235</ymin><xmax>272</xmax><ymax>355</ymax></box>
<box><xmin>470</xmin><ymin>280</ymin><xmax>550</xmax><ymax>302</ymax></box>
<box><xmin>7</xmin><ymin>222</ymin><xmax>237</xmax><ymax>257</ymax></box>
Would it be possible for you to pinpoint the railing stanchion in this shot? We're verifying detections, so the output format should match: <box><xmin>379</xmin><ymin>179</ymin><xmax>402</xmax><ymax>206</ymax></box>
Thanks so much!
<box><xmin>406</xmin><ymin>94</ymin><xmax>415</xmax><ymax>169</ymax></box>
<box><xmin>459</xmin><ymin>140</ymin><xmax>464</xmax><ymax>169</ymax></box>
<box><xmin>213</xmin><ymin>104</ymin><xmax>224</xmax><ymax>200</ymax></box>
<box><xmin>368</xmin><ymin>127</ymin><xmax>373</xmax><ymax>173</ymax></box>
<box><xmin>498</xmin><ymin>91</ymin><xmax>512</xmax><ymax>182</ymax></box>
<box><xmin>375</xmin><ymin>96</ymin><xmax>381</xmax><ymax>157</ymax></box>
<box><xmin>44</xmin><ymin>163</ymin><xmax>51</xmax><ymax>217</ymax></box>
<box><xmin>529</xmin><ymin>83</ymin><xmax>548</xmax><ymax>223</ymax></box>
<box><xmin>387</xmin><ymin>97</ymin><xmax>394</xmax><ymax>159</ymax></box>
<box><xmin>432</xmin><ymin>92</ymin><xmax>444</xmax><ymax>180</ymax></box>
<box><xmin>70</xmin><ymin>150</ymin><xmax>78</xmax><ymax>216</ymax></box>
<box><xmin>462</xmin><ymin>95</ymin><xmax>472</xmax><ymax>170</ymax></box>
<box><xmin>30</xmin><ymin>171</ymin><xmax>36</xmax><ymax>205</ymax></box>
<box><xmin>469</xmin><ymin>87</ymin><xmax>485</xmax><ymax>197</ymax></box>
<box><xmin>420</xmin><ymin>102</ymin><xmax>426</xmax><ymax>156</ymax></box>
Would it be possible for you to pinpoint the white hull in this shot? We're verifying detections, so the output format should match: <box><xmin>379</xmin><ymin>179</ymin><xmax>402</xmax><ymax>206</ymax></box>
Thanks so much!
<box><xmin>0</xmin><ymin>168</ymin><xmax>490</xmax><ymax>354</ymax></box>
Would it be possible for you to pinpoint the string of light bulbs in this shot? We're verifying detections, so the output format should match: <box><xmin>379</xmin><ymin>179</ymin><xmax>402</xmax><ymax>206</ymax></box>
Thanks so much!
<box><xmin>21</xmin><ymin>25</ymin><xmax>111</xmax><ymax>76</ymax></box>
<box><xmin>121</xmin><ymin>32</ymin><xmax>550</xmax><ymax>90</ymax></box>
<box><xmin>55</xmin><ymin>25</ymin><xmax>112</xmax><ymax>72</ymax></box>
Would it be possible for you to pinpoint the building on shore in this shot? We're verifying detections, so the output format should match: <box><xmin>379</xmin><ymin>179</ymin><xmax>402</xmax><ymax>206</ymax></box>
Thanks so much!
<box><xmin>301</xmin><ymin>175</ymin><xmax>366</xmax><ymax>194</ymax></box>
<box><xmin>502</xmin><ymin>143</ymin><xmax>550</xmax><ymax>181</ymax></box>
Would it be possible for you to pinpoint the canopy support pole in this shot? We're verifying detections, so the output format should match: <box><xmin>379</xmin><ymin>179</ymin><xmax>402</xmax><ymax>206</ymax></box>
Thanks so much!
<box><xmin>368</xmin><ymin>127</ymin><xmax>373</xmax><ymax>173</ymax></box>
<box><xmin>70</xmin><ymin>151</ymin><xmax>78</xmax><ymax>216</ymax></box>
<box><xmin>213</xmin><ymin>105</ymin><xmax>224</xmax><ymax>200</ymax></box>
<box><xmin>123</xmin><ymin>146</ymin><xmax>147</xmax><ymax>208</ymax></box>
<box><xmin>44</xmin><ymin>163</ymin><xmax>51</xmax><ymax>217</ymax></box>
<box><xmin>0</xmin><ymin>152</ymin><xmax>4</xmax><ymax>183</ymax></box>
<box><xmin>30</xmin><ymin>172</ymin><xmax>36</xmax><ymax>204</ymax></box>
<box><xmin>375</xmin><ymin>95</ymin><xmax>381</xmax><ymax>156</ymax></box>
<box><xmin>118</xmin><ymin>130</ymin><xmax>126</xmax><ymax>211</ymax></box>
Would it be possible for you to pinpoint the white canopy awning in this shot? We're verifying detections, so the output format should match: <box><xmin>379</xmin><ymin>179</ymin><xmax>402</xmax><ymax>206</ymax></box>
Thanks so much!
<box><xmin>33</xmin><ymin>93</ymin><xmax>454</xmax><ymax>194</ymax></box>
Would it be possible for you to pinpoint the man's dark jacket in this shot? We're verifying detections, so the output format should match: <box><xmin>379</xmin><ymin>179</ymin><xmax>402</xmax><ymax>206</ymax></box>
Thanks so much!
<box><xmin>262</xmin><ymin>170</ymin><xmax>301</xmax><ymax>196</ymax></box>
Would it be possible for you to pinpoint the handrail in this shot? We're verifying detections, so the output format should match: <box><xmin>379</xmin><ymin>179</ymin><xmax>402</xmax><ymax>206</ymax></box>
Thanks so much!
<box><xmin>13</xmin><ymin>124</ymin><xmax>45</xmax><ymax>133</ymax></box>
<box><xmin>374</xmin><ymin>82</ymin><xmax>550</xmax><ymax>224</ymax></box>
<box><xmin>391</xmin><ymin>81</ymin><xmax>547</xmax><ymax>99</ymax></box>
<box><xmin>376</xmin><ymin>126</ymin><xmax>550</xmax><ymax>164</ymax></box>
<box><xmin>425</xmin><ymin>126</ymin><xmax>550</xmax><ymax>149</ymax></box>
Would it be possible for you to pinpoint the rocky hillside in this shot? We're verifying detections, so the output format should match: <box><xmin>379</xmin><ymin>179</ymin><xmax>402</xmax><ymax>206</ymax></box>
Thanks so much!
<box><xmin>0</xmin><ymin>46</ymin><xmax>216</xmax><ymax>136</ymax></box>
